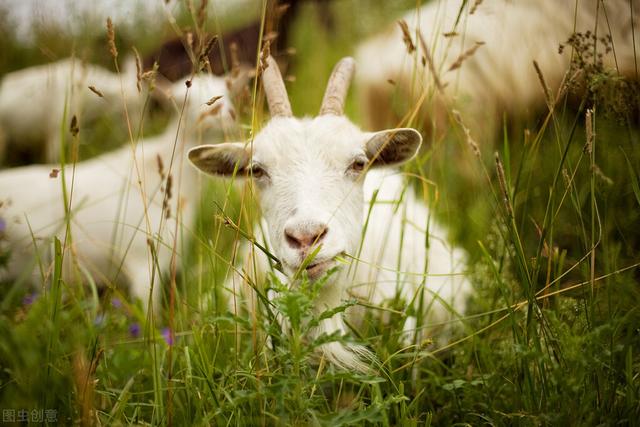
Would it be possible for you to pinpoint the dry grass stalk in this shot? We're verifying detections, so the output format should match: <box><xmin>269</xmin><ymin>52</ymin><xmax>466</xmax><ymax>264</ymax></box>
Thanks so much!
<box><xmin>72</xmin><ymin>349</ymin><xmax>102</xmax><ymax>427</ymax></box>
<box><xmin>106</xmin><ymin>18</ymin><xmax>118</xmax><ymax>59</ymax></box>
<box><xmin>88</xmin><ymin>85</ymin><xmax>104</xmax><ymax>98</ymax></box>
<box><xmin>584</xmin><ymin>108</ymin><xmax>594</xmax><ymax>154</ymax></box>
<box><xmin>197</xmin><ymin>0</ymin><xmax>208</xmax><ymax>29</ymax></box>
<box><xmin>448</xmin><ymin>41</ymin><xmax>485</xmax><ymax>72</ymax></box>
<box><xmin>562</xmin><ymin>168</ymin><xmax>571</xmax><ymax>188</ymax></box>
<box><xmin>495</xmin><ymin>152</ymin><xmax>514</xmax><ymax>218</ymax></box>
<box><xmin>452</xmin><ymin>109</ymin><xmax>481</xmax><ymax>158</ymax></box>
<box><xmin>398</xmin><ymin>20</ymin><xmax>416</xmax><ymax>54</ymax></box>
<box><xmin>186</xmin><ymin>32</ymin><xmax>195</xmax><ymax>56</ymax></box>
<box><xmin>470</xmin><ymin>0</ymin><xmax>483</xmax><ymax>14</ymax></box>
<box><xmin>417</xmin><ymin>31</ymin><xmax>444</xmax><ymax>93</ymax></box>
<box><xmin>230</xmin><ymin>42</ymin><xmax>240</xmax><ymax>77</ymax></box>
<box><xmin>185</xmin><ymin>0</ymin><xmax>195</xmax><ymax>22</ymax></box>
<box><xmin>443</xmin><ymin>31</ymin><xmax>458</xmax><ymax>38</ymax></box>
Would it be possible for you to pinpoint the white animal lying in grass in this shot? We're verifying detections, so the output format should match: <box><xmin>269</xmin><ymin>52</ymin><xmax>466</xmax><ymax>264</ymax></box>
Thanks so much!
<box><xmin>0</xmin><ymin>57</ymin><xmax>141</xmax><ymax>164</ymax></box>
<box><xmin>189</xmin><ymin>56</ymin><xmax>471</xmax><ymax>371</ymax></box>
<box><xmin>0</xmin><ymin>73</ymin><xmax>237</xmax><ymax>312</ymax></box>
<box><xmin>356</xmin><ymin>0</ymin><xmax>639</xmax><ymax>137</ymax></box>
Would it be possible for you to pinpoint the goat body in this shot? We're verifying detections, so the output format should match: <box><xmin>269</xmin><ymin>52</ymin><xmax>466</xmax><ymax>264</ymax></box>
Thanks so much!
<box><xmin>0</xmin><ymin>58</ymin><xmax>141</xmax><ymax>164</ymax></box>
<box><xmin>0</xmin><ymin>74</ymin><xmax>235</xmax><ymax>311</ymax></box>
<box><xmin>356</xmin><ymin>0</ymin><xmax>639</xmax><ymax>135</ymax></box>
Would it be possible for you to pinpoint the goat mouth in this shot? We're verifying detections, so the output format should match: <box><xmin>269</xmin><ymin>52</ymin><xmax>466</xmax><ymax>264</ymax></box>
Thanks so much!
<box><xmin>304</xmin><ymin>258</ymin><xmax>337</xmax><ymax>280</ymax></box>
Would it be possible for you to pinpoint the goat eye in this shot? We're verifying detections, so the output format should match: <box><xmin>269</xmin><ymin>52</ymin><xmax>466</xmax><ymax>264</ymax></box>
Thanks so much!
<box><xmin>248</xmin><ymin>164</ymin><xmax>267</xmax><ymax>179</ymax></box>
<box><xmin>349</xmin><ymin>159</ymin><xmax>367</xmax><ymax>174</ymax></box>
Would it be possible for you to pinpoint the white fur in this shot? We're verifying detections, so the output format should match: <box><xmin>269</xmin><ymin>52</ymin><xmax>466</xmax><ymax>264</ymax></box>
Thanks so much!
<box><xmin>0</xmin><ymin>74</ymin><xmax>236</xmax><ymax>311</ymax></box>
<box><xmin>0</xmin><ymin>57</ymin><xmax>142</xmax><ymax>163</ymax></box>
<box><xmin>356</xmin><ymin>0</ymin><xmax>639</xmax><ymax>134</ymax></box>
<box><xmin>190</xmin><ymin>114</ymin><xmax>470</xmax><ymax>372</ymax></box>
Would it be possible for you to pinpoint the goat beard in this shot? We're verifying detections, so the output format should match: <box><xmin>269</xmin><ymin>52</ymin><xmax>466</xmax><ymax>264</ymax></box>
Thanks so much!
<box><xmin>310</xmin><ymin>316</ymin><xmax>376</xmax><ymax>373</ymax></box>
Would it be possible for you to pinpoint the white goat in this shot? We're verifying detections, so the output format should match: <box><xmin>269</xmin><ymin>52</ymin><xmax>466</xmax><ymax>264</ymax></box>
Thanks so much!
<box><xmin>0</xmin><ymin>57</ymin><xmax>141</xmax><ymax>164</ymax></box>
<box><xmin>356</xmin><ymin>0</ymin><xmax>639</xmax><ymax>136</ymax></box>
<box><xmin>0</xmin><ymin>74</ymin><xmax>236</xmax><ymax>311</ymax></box>
<box><xmin>189</xmin><ymin>56</ymin><xmax>471</xmax><ymax>371</ymax></box>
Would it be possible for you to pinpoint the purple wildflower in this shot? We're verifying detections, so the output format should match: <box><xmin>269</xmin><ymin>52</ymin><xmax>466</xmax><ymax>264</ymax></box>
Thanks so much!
<box><xmin>161</xmin><ymin>327</ymin><xmax>174</xmax><ymax>346</ymax></box>
<box><xmin>0</xmin><ymin>217</ymin><xmax>6</xmax><ymax>233</ymax></box>
<box><xmin>129</xmin><ymin>322</ymin><xmax>141</xmax><ymax>338</ymax></box>
<box><xmin>22</xmin><ymin>293</ymin><xmax>37</xmax><ymax>306</ymax></box>
<box><xmin>111</xmin><ymin>297</ymin><xmax>122</xmax><ymax>309</ymax></box>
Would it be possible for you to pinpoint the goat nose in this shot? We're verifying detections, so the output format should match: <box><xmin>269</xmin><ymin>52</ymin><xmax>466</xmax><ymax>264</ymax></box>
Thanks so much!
<box><xmin>284</xmin><ymin>223</ymin><xmax>328</xmax><ymax>250</ymax></box>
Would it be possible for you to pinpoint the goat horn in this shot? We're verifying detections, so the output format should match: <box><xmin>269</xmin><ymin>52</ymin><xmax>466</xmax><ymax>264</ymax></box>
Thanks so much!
<box><xmin>262</xmin><ymin>55</ymin><xmax>292</xmax><ymax>117</ymax></box>
<box><xmin>319</xmin><ymin>57</ymin><xmax>355</xmax><ymax>116</ymax></box>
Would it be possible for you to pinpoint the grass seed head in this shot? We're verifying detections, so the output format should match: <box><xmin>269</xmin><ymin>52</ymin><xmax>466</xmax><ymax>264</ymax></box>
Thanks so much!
<box><xmin>106</xmin><ymin>18</ymin><xmax>118</xmax><ymax>59</ymax></box>
<box><xmin>448</xmin><ymin>41</ymin><xmax>485</xmax><ymax>72</ymax></box>
<box><xmin>199</xmin><ymin>35</ymin><xmax>218</xmax><ymax>71</ymax></box>
<box><xmin>88</xmin><ymin>85</ymin><xmax>104</xmax><ymax>98</ymax></box>
<box><xmin>156</xmin><ymin>154</ymin><xmax>165</xmax><ymax>179</ymax></box>
<box><xmin>205</xmin><ymin>95</ymin><xmax>223</xmax><ymax>106</ymax></box>
<box><xmin>163</xmin><ymin>174</ymin><xmax>173</xmax><ymax>218</ymax></box>
<box><xmin>452</xmin><ymin>110</ymin><xmax>481</xmax><ymax>158</ymax></box>
<box><xmin>259</xmin><ymin>40</ymin><xmax>271</xmax><ymax>75</ymax></box>
<box><xmin>495</xmin><ymin>152</ymin><xmax>513</xmax><ymax>218</ymax></box>
<box><xmin>398</xmin><ymin>20</ymin><xmax>416</xmax><ymax>54</ymax></box>
<box><xmin>70</xmin><ymin>115</ymin><xmax>79</xmax><ymax>137</ymax></box>
<box><xmin>133</xmin><ymin>46</ymin><xmax>142</xmax><ymax>93</ymax></box>
<box><xmin>533</xmin><ymin>60</ymin><xmax>552</xmax><ymax>107</ymax></box>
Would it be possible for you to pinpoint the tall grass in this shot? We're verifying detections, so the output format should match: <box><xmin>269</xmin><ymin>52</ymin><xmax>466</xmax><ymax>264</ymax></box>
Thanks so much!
<box><xmin>0</xmin><ymin>1</ymin><xmax>639</xmax><ymax>425</ymax></box>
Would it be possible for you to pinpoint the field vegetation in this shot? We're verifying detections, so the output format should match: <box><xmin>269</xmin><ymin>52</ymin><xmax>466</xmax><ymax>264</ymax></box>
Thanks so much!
<box><xmin>0</xmin><ymin>1</ymin><xmax>638</xmax><ymax>425</ymax></box>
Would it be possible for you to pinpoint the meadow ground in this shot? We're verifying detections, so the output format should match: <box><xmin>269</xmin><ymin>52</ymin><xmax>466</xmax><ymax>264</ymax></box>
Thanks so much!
<box><xmin>0</xmin><ymin>1</ymin><xmax>639</xmax><ymax>425</ymax></box>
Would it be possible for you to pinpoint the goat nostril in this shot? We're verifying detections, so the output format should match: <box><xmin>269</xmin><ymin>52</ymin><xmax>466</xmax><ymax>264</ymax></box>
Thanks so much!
<box><xmin>285</xmin><ymin>224</ymin><xmax>328</xmax><ymax>250</ymax></box>
<box><xmin>285</xmin><ymin>230</ymin><xmax>301</xmax><ymax>249</ymax></box>
<box><xmin>317</xmin><ymin>227</ymin><xmax>328</xmax><ymax>242</ymax></box>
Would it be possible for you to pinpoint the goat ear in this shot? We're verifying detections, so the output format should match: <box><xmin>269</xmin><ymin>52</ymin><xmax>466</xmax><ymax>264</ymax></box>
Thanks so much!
<box><xmin>188</xmin><ymin>143</ymin><xmax>249</xmax><ymax>176</ymax></box>
<box><xmin>364</xmin><ymin>128</ymin><xmax>422</xmax><ymax>167</ymax></box>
